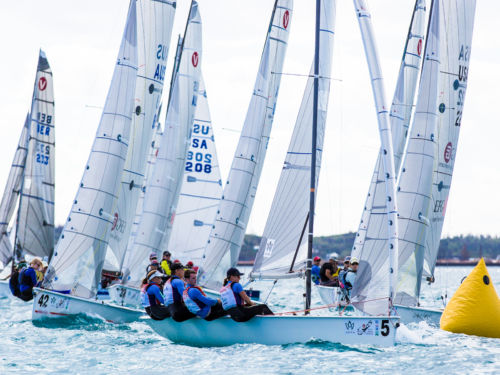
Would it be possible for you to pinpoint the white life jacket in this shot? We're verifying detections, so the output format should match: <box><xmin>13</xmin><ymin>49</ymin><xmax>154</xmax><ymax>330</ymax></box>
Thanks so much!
<box><xmin>220</xmin><ymin>282</ymin><xmax>238</xmax><ymax>310</ymax></box>
<box><xmin>183</xmin><ymin>286</ymin><xmax>202</xmax><ymax>315</ymax></box>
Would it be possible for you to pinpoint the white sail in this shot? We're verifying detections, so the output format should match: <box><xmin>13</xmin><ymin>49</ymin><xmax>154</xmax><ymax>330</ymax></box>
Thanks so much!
<box><xmin>352</xmin><ymin>0</ymin><xmax>425</xmax><ymax>263</ymax></box>
<box><xmin>123</xmin><ymin>1</ymin><xmax>202</xmax><ymax>288</ymax></box>
<box><xmin>43</xmin><ymin>1</ymin><xmax>138</xmax><ymax>298</ymax></box>
<box><xmin>349</xmin><ymin>0</ymin><xmax>399</xmax><ymax>315</ymax></box>
<box><xmin>107</xmin><ymin>0</ymin><xmax>176</xmax><ymax>269</ymax></box>
<box><xmin>198</xmin><ymin>0</ymin><xmax>293</xmax><ymax>290</ymax></box>
<box><xmin>250</xmin><ymin>0</ymin><xmax>336</xmax><ymax>280</ymax></box>
<box><xmin>422</xmin><ymin>0</ymin><xmax>476</xmax><ymax>279</ymax></box>
<box><xmin>0</xmin><ymin>115</ymin><xmax>30</xmax><ymax>266</ymax></box>
<box><xmin>16</xmin><ymin>50</ymin><xmax>55</xmax><ymax>260</ymax></box>
<box><xmin>166</xmin><ymin>75</ymin><xmax>222</xmax><ymax>266</ymax></box>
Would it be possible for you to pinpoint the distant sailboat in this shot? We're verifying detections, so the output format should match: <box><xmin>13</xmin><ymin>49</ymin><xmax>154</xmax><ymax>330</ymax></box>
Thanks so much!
<box><xmin>0</xmin><ymin>50</ymin><xmax>55</xmax><ymax>298</ymax></box>
<box><xmin>32</xmin><ymin>0</ymin><xmax>143</xmax><ymax>323</ymax></box>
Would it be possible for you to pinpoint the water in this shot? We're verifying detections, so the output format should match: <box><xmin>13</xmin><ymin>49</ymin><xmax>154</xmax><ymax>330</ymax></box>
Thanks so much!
<box><xmin>1</xmin><ymin>266</ymin><xmax>499</xmax><ymax>374</ymax></box>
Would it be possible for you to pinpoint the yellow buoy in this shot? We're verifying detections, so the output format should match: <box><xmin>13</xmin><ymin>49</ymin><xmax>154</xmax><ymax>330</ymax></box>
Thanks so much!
<box><xmin>440</xmin><ymin>258</ymin><xmax>500</xmax><ymax>338</ymax></box>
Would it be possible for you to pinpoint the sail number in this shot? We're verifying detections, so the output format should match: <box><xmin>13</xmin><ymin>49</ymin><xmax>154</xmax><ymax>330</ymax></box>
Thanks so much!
<box><xmin>38</xmin><ymin>294</ymin><xmax>49</xmax><ymax>308</ymax></box>
<box><xmin>381</xmin><ymin>319</ymin><xmax>390</xmax><ymax>336</ymax></box>
<box><xmin>455</xmin><ymin>44</ymin><xmax>470</xmax><ymax>127</ymax></box>
<box><xmin>185</xmin><ymin>123</ymin><xmax>212</xmax><ymax>174</ymax></box>
<box><xmin>36</xmin><ymin>143</ymin><xmax>50</xmax><ymax>165</ymax></box>
<box><xmin>154</xmin><ymin>44</ymin><xmax>168</xmax><ymax>82</ymax></box>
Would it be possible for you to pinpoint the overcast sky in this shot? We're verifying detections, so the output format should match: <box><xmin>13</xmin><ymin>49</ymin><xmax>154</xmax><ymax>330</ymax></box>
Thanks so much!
<box><xmin>0</xmin><ymin>0</ymin><xmax>498</xmax><ymax>238</ymax></box>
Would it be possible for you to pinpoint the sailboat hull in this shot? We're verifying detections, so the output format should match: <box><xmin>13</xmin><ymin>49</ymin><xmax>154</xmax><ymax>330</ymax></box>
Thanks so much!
<box><xmin>108</xmin><ymin>284</ymin><xmax>141</xmax><ymax>307</ymax></box>
<box><xmin>393</xmin><ymin>304</ymin><xmax>442</xmax><ymax>326</ymax></box>
<box><xmin>32</xmin><ymin>288</ymin><xmax>144</xmax><ymax>323</ymax></box>
<box><xmin>146</xmin><ymin>315</ymin><xmax>399</xmax><ymax>347</ymax></box>
<box><xmin>0</xmin><ymin>279</ymin><xmax>11</xmax><ymax>298</ymax></box>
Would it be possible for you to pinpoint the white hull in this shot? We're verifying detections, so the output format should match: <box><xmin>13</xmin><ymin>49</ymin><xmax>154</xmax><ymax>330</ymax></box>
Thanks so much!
<box><xmin>108</xmin><ymin>284</ymin><xmax>142</xmax><ymax>307</ymax></box>
<box><xmin>0</xmin><ymin>279</ymin><xmax>11</xmax><ymax>298</ymax></box>
<box><xmin>146</xmin><ymin>315</ymin><xmax>399</xmax><ymax>347</ymax></box>
<box><xmin>32</xmin><ymin>288</ymin><xmax>144</xmax><ymax>323</ymax></box>
<box><xmin>393</xmin><ymin>304</ymin><xmax>442</xmax><ymax>326</ymax></box>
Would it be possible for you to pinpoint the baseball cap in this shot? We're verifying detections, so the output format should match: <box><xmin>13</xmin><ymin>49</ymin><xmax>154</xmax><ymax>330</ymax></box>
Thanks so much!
<box><xmin>344</xmin><ymin>256</ymin><xmax>351</xmax><ymax>263</ymax></box>
<box><xmin>163</xmin><ymin>251</ymin><xmax>171</xmax><ymax>256</ymax></box>
<box><xmin>350</xmin><ymin>257</ymin><xmax>359</xmax><ymax>265</ymax></box>
<box><xmin>187</xmin><ymin>261</ymin><xmax>194</xmax><ymax>267</ymax></box>
<box><xmin>148</xmin><ymin>271</ymin><xmax>163</xmax><ymax>281</ymax></box>
<box><xmin>149</xmin><ymin>252</ymin><xmax>158</xmax><ymax>260</ymax></box>
<box><xmin>313</xmin><ymin>256</ymin><xmax>321</xmax><ymax>262</ymax></box>
<box><xmin>227</xmin><ymin>267</ymin><xmax>244</xmax><ymax>277</ymax></box>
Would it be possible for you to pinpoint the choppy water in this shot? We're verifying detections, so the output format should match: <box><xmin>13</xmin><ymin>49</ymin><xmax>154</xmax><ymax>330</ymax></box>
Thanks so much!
<box><xmin>1</xmin><ymin>266</ymin><xmax>499</xmax><ymax>374</ymax></box>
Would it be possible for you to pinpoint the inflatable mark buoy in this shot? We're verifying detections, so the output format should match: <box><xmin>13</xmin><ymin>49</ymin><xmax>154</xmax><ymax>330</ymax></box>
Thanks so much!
<box><xmin>440</xmin><ymin>258</ymin><xmax>500</xmax><ymax>338</ymax></box>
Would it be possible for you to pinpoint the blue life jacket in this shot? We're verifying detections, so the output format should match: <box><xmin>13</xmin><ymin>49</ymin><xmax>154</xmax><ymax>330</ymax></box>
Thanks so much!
<box><xmin>164</xmin><ymin>275</ymin><xmax>182</xmax><ymax>305</ymax></box>
<box><xmin>146</xmin><ymin>283</ymin><xmax>162</xmax><ymax>306</ymax></box>
<box><xmin>340</xmin><ymin>270</ymin><xmax>355</xmax><ymax>290</ymax></box>
<box><xmin>183</xmin><ymin>286</ymin><xmax>205</xmax><ymax>315</ymax></box>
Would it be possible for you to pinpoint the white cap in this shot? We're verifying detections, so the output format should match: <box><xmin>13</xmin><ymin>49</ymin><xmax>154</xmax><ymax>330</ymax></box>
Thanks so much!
<box><xmin>350</xmin><ymin>257</ymin><xmax>359</xmax><ymax>264</ymax></box>
<box><xmin>148</xmin><ymin>271</ymin><xmax>163</xmax><ymax>281</ymax></box>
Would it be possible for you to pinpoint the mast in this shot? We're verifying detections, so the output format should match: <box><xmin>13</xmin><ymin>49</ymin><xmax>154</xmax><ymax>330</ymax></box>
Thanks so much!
<box><xmin>305</xmin><ymin>0</ymin><xmax>321</xmax><ymax>314</ymax></box>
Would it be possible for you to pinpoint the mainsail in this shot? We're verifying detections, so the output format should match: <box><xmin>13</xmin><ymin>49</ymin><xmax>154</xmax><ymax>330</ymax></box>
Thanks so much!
<box><xmin>43</xmin><ymin>1</ymin><xmax>138</xmax><ymax>298</ymax></box>
<box><xmin>198</xmin><ymin>0</ymin><xmax>293</xmax><ymax>290</ymax></box>
<box><xmin>107</xmin><ymin>0</ymin><xmax>176</xmax><ymax>269</ymax></box>
<box><xmin>16</xmin><ymin>50</ymin><xmax>55</xmax><ymax>261</ymax></box>
<box><xmin>251</xmin><ymin>0</ymin><xmax>336</xmax><ymax>280</ymax></box>
<box><xmin>352</xmin><ymin>0</ymin><xmax>425</xmax><ymax>263</ymax></box>
<box><xmin>349</xmin><ymin>0</ymin><xmax>400</xmax><ymax>315</ymax></box>
<box><xmin>166</xmin><ymin>75</ymin><xmax>222</xmax><ymax>266</ymax></box>
<box><xmin>0</xmin><ymin>115</ymin><xmax>30</xmax><ymax>266</ymax></box>
<box><xmin>123</xmin><ymin>1</ymin><xmax>202</xmax><ymax>288</ymax></box>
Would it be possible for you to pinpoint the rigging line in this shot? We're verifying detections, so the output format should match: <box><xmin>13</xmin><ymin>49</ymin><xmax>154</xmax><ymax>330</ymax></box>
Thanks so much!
<box><xmin>271</xmin><ymin>71</ymin><xmax>342</xmax><ymax>81</ymax></box>
<box><xmin>264</xmin><ymin>280</ymin><xmax>278</xmax><ymax>304</ymax></box>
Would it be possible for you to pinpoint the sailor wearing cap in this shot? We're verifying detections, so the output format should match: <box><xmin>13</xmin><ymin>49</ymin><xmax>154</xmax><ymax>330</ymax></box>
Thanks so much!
<box><xmin>164</xmin><ymin>263</ymin><xmax>195</xmax><ymax>322</ymax></box>
<box><xmin>161</xmin><ymin>251</ymin><xmax>172</xmax><ymax>275</ymax></box>
<box><xmin>340</xmin><ymin>257</ymin><xmax>359</xmax><ymax>296</ymax></box>
<box><xmin>144</xmin><ymin>270</ymin><xmax>170</xmax><ymax>320</ymax></box>
<box><xmin>220</xmin><ymin>268</ymin><xmax>274</xmax><ymax>322</ymax></box>
<box><xmin>311</xmin><ymin>256</ymin><xmax>321</xmax><ymax>285</ymax></box>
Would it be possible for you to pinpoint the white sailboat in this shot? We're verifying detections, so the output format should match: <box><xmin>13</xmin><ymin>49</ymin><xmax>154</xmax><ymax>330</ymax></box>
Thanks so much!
<box><xmin>197</xmin><ymin>0</ymin><xmax>293</xmax><ymax>293</ymax></box>
<box><xmin>147</xmin><ymin>0</ymin><xmax>399</xmax><ymax>347</ymax></box>
<box><xmin>107</xmin><ymin>0</ymin><xmax>176</xmax><ymax>272</ymax></box>
<box><xmin>0</xmin><ymin>50</ymin><xmax>55</xmax><ymax>297</ymax></box>
<box><xmin>33</xmin><ymin>0</ymin><xmax>143</xmax><ymax>323</ymax></box>
<box><xmin>318</xmin><ymin>0</ymin><xmax>426</xmax><ymax>310</ymax></box>
<box><xmin>119</xmin><ymin>1</ymin><xmax>202</xmax><ymax>294</ymax></box>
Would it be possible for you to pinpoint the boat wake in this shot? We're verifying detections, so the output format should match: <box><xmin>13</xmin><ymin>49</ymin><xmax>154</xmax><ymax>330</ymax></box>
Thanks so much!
<box><xmin>32</xmin><ymin>313</ymin><xmax>132</xmax><ymax>331</ymax></box>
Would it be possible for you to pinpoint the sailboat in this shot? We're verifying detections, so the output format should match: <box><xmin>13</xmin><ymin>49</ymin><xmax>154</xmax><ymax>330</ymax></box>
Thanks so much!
<box><xmin>0</xmin><ymin>50</ymin><xmax>55</xmax><ymax>298</ymax></box>
<box><xmin>32</xmin><ymin>1</ymin><xmax>144</xmax><ymax>323</ymax></box>
<box><xmin>113</xmin><ymin>1</ymin><xmax>202</xmax><ymax>305</ymax></box>
<box><xmin>146</xmin><ymin>0</ymin><xmax>399</xmax><ymax>347</ymax></box>
<box><xmin>197</xmin><ymin>0</ymin><xmax>293</xmax><ymax>294</ymax></box>
<box><xmin>342</xmin><ymin>0</ymin><xmax>477</xmax><ymax>325</ymax></box>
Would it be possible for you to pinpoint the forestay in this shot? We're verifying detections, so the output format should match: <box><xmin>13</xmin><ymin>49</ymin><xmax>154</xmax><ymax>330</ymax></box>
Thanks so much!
<box><xmin>352</xmin><ymin>0</ymin><xmax>425</xmax><ymax>262</ymax></box>
<box><xmin>123</xmin><ymin>1</ymin><xmax>202</xmax><ymax>288</ymax></box>
<box><xmin>350</xmin><ymin>0</ymin><xmax>399</xmax><ymax>315</ymax></box>
<box><xmin>108</xmin><ymin>0</ymin><xmax>176</xmax><ymax>269</ymax></box>
<box><xmin>167</xmin><ymin>75</ymin><xmax>222</xmax><ymax>266</ymax></box>
<box><xmin>43</xmin><ymin>1</ymin><xmax>138</xmax><ymax>298</ymax></box>
<box><xmin>198</xmin><ymin>0</ymin><xmax>293</xmax><ymax>290</ymax></box>
<box><xmin>250</xmin><ymin>0</ymin><xmax>336</xmax><ymax>280</ymax></box>
<box><xmin>0</xmin><ymin>115</ymin><xmax>30</xmax><ymax>266</ymax></box>
<box><xmin>16</xmin><ymin>50</ymin><xmax>55</xmax><ymax>261</ymax></box>
<box><xmin>422</xmin><ymin>0</ymin><xmax>476</xmax><ymax>280</ymax></box>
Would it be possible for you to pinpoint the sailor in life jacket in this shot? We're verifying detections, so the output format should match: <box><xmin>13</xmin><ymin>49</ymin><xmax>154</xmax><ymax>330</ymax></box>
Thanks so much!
<box><xmin>183</xmin><ymin>269</ymin><xmax>227</xmax><ymax>321</ymax></box>
<box><xmin>220</xmin><ymin>268</ymin><xmax>274</xmax><ymax>323</ymax></box>
<box><xmin>311</xmin><ymin>256</ymin><xmax>321</xmax><ymax>285</ymax></box>
<box><xmin>164</xmin><ymin>262</ymin><xmax>194</xmax><ymax>322</ymax></box>
<box><xmin>340</xmin><ymin>257</ymin><xmax>359</xmax><ymax>296</ymax></box>
<box><xmin>17</xmin><ymin>258</ymin><xmax>43</xmax><ymax>302</ymax></box>
<box><xmin>144</xmin><ymin>270</ymin><xmax>171</xmax><ymax>320</ymax></box>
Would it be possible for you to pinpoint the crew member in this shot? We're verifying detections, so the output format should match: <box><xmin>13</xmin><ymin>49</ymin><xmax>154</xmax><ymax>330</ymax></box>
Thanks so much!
<box><xmin>183</xmin><ymin>270</ymin><xmax>226</xmax><ymax>321</ymax></box>
<box><xmin>311</xmin><ymin>256</ymin><xmax>321</xmax><ymax>285</ymax></box>
<box><xmin>144</xmin><ymin>270</ymin><xmax>170</xmax><ymax>320</ymax></box>
<box><xmin>220</xmin><ymin>268</ymin><xmax>273</xmax><ymax>322</ymax></box>
<box><xmin>319</xmin><ymin>259</ymin><xmax>339</xmax><ymax>287</ymax></box>
<box><xmin>161</xmin><ymin>251</ymin><xmax>172</xmax><ymax>275</ymax></box>
<box><xmin>340</xmin><ymin>257</ymin><xmax>359</xmax><ymax>297</ymax></box>
<box><xmin>17</xmin><ymin>258</ymin><xmax>43</xmax><ymax>301</ymax></box>
<box><xmin>165</xmin><ymin>263</ymin><xmax>195</xmax><ymax>322</ymax></box>
<box><xmin>146</xmin><ymin>259</ymin><xmax>161</xmax><ymax>274</ymax></box>
<box><xmin>186</xmin><ymin>261</ymin><xmax>194</xmax><ymax>270</ymax></box>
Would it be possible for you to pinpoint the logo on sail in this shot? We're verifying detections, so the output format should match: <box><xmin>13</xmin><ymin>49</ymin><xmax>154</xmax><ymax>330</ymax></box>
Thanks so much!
<box><xmin>263</xmin><ymin>239</ymin><xmax>275</xmax><ymax>258</ymax></box>
<box><xmin>111</xmin><ymin>213</ymin><xmax>119</xmax><ymax>231</ymax></box>
<box><xmin>38</xmin><ymin>77</ymin><xmax>47</xmax><ymax>91</ymax></box>
<box><xmin>192</xmin><ymin>52</ymin><xmax>199</xmax><ymax>67</ymax></box>
<box><xmin>444</xmin><ymin>142</ymin><xmax>452</xmax><ymax>163</ymax></box>
<box><xmin>283</xmin><ymin>10</ymin><xmax>290</xmax><ymax>29</ymax></box>
<box><xmin>417</xmin><ymin>39</ymin><xmax>423</xmax><ymax>56</ymax></box>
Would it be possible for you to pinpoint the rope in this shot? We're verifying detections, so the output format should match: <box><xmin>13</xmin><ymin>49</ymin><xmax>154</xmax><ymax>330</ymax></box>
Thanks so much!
<box><xmin>273</xmin><ymin>297</ymin><xmax>390</xmax><ymax>316</ymax></box>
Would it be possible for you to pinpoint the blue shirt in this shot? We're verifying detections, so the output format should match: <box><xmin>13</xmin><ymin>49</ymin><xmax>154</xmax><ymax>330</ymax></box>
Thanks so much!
<box><xmin>19</xmin><ymin>267</ymin><xmax>38</xmax><ymax>292</ymax></box>
<box><xmin>231</xmin><ymin>282</ymin><xmax>244</xmax><ymax>306</ymax></box>
<box><xmin>146</xmin><ymin>284</ymin><xmax>165</xmax><ymax>305</ymax></box>
<box><xmin>311</xmin><ymin>265</ymin><xmax>321</xmax><ymax>285</ymax></box>
<box><xmin>187</xmin><ymin>284</ymin><xmax>217</xmax><ymax>318</ymax></box>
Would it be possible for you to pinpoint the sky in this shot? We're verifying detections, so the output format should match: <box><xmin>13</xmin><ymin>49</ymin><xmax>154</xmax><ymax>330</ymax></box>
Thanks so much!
<box><xmin>0</xmin><ymin>0</ymin><xmax>498</xmax><ymax>239</ymax></box>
